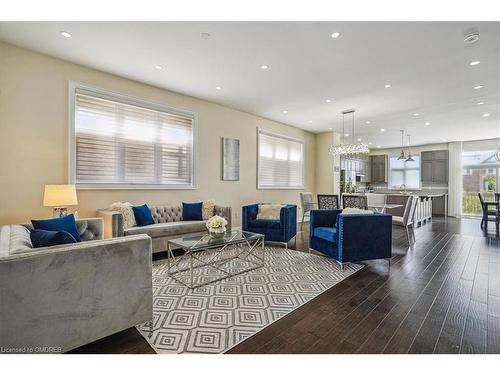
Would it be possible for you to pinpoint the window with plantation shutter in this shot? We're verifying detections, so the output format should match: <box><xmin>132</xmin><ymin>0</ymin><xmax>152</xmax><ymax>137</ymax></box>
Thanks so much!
<box><xmin>257</xmin><ymin>129</ymin><xmax>304</xmax><ymax>189</ymax></box>
<box><xmin>70</xmin><ymin>84</ymin><xmax>196</xmax><ymax>188</ymax></box>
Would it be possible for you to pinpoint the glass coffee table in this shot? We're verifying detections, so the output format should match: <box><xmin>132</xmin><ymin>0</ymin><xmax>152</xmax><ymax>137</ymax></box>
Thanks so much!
<box><xmin>166</xmin><ymin>230</ymin><xmax>265</xmax><ymax>289</ymax></box>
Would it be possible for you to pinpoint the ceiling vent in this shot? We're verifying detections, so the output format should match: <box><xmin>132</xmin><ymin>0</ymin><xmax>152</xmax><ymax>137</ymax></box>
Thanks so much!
<box><xmin>464</xmin><ymin>29</ymin><xmax>480</xmax><ymax>44</ymax></box>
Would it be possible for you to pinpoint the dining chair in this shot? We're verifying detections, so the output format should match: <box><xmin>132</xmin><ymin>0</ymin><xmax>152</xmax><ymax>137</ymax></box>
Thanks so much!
<box><xmin>299</xmin><ymin>192</ymin><xmax>317</xmax><ymax>231</ymax></box>
<box><xmin>342</xmin><ymin>194</ymin><xmax>368</xmax><ymax>210</ymax></box>
<box><xmin>392</xmin><ymin>195</ymin><xmax>418</xmax><ymax>244</ymax></box>
<box><xmin>497</xmin><ymin>193</ymin><xmax>500</xmax><ymax>224</ymax></box>
<box><xmin>478</xmin><ymin>192</ymin><xmax>499</xmax><ymax>229</ymax></box>
<box><xmin>317</xmin><ymin>194</ymin><xmax>340</xmax><ymax>210</ymax></box>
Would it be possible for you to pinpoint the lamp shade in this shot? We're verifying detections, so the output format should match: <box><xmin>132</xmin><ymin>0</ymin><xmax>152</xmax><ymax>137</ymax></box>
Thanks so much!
<box><xmin>43</xmin><ymin>185</ymin><xmax>78</xmax><ymax>207</ymax></box>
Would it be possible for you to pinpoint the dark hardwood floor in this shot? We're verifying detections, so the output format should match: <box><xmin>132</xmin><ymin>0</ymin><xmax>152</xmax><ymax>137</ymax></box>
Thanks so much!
<box><xmin>70</xmin><ymin>216</ymin><xmax>500</xmax><ymax>354</ymax></box>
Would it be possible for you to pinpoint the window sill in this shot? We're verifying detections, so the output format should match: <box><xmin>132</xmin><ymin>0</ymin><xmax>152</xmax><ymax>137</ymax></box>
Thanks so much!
<box><xmin>387</xmin><ymin>188</ymin><xmax>422</xmax><ymax>191</ymax></box>
<box><xmin>75</xmin><ymin>184</ymin><xmax>197</xmax><ymax>190</ymax></box>
<box><xmin>257</xmin><ymin>186</ymin><xmax>305</xmax><ymax>190</ymax></box>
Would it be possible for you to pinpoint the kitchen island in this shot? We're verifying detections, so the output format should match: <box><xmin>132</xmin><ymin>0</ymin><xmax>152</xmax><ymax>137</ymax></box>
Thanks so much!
<box><xmin>365</xmin><ymin>192</ymin><xmax>448</xmax><ymax>225</ymax></box>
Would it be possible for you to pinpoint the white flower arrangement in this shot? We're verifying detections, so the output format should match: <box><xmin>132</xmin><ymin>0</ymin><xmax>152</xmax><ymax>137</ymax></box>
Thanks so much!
<box><xmin>206</xmin><ymin>215</ymin><xmax>228</xmax><ymax>234</ymax></box>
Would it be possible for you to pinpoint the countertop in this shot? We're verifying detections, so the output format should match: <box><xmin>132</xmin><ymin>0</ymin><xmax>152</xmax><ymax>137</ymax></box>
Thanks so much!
<box><xmin>364</xmin><ymin>192</ymin><xmax>447</xmax><ymax>198</ymax></box>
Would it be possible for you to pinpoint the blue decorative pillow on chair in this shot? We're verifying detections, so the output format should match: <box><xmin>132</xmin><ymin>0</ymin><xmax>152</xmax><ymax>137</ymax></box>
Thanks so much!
<box><xmin>31</xmin><ymin>214</ymin><xmax>81</xmax><ymax>242</ymax></box>
<box><xmin>182</xmin><ymin>202</ymin><xmax>203</xmax><ymax>221</ymax></box>
<box><xmin>30</xmin><ymin>229</ymin><xmax>77</xmax><ymax>248</ymax></box>
<box><xmin>132</xmin><ymin>204</ymin><xmax>155</xmax><ymax>226</ymax></box>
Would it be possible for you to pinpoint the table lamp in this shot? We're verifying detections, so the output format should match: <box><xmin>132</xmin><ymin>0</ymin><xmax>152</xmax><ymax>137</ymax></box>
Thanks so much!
<box><xmin>43</xmin><ymin>184</ymin><xmax>78</xmax><ymax>217</ymax></box>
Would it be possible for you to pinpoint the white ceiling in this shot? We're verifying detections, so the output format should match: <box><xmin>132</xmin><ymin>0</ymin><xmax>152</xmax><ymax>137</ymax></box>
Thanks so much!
<box><xmin>0</xmin><ymin>21</ymin><xmax>499</xmax><ymax>148</ymax></box>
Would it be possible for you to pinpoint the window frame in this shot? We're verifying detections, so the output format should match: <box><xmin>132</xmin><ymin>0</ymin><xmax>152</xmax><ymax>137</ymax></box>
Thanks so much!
<box><xmin>256</xmin><ymin>128</ymin><xmax>305</xmax><ymax>190</ymax></box>
<box><xmin>68</xmin><ymin>81</ymin><xmax>197</xmax><ymax>190</ymax></box>
<box><xmin>388</xmin><ymin>154</ymin><xmax>421</xmax><ymax>190</ymax></box>
<box><xmin>461</xmin><ymin>149</ymin><xmax>500</xmax><ymax>216</ymax></box>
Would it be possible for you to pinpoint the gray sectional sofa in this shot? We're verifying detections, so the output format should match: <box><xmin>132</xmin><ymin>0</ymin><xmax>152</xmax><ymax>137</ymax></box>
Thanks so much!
<box><xmin>0</xmin><ymin>218</ymin><xmax>153</xmax><ymax>353</ymax></box>
<box><xmin>98</xmin><ymin>204</ymin><xmax>232</xmax><ymax>253</ymax></box>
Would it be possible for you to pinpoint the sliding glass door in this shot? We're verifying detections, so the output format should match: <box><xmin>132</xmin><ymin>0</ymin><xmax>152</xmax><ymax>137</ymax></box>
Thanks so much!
<box><xmin>462</xmin><ymin>149</ymin><xmax>500</xmax><ymax>216</ymax></box>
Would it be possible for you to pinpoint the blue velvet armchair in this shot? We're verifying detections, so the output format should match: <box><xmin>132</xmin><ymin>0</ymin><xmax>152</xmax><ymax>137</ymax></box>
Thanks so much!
<box><xmin>242</xmin><ymin>204</ymin><xmax>297</xmax><ymax>247</ymax></box>
<box><xmin>309</xmin><ymin>209</ymin><xmax>392</xmax><ymax>268</ymax></box>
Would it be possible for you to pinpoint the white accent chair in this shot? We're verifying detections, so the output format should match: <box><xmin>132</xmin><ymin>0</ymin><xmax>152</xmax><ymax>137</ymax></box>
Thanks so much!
<box><xmin>299</xmin><ymin>192</ymin><xmax>317</xmax><ymax>231</ymax></box>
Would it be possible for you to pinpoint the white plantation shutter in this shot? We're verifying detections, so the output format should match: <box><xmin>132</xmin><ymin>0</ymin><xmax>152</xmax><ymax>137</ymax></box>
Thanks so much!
<box><xmin>257</xmin><ymin>129</ymin><xmax>304</xmax><ymax>189</ymax></box>
<box><xmin>72</xmin><ymin>87</ymin><xmax>195</xmax><ymax>187</ymax></box>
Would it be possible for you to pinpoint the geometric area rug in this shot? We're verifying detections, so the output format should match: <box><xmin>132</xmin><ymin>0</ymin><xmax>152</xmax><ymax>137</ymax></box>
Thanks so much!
<box><xmin>137</xmin><ymin>246</ymin><xmax>363</xmax><ymax>354</ymax></box>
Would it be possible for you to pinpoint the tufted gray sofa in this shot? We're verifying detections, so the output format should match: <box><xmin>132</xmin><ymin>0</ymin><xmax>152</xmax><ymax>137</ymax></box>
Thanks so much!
<box><xmin>0</xmin><ymin>218</ymin><xmax>153</xmax><ymax>353</ymax></box>
<box><xmin>98</xmin><ymin>204</ymin><xmax>232</xmax><ymax>253</ymax></box>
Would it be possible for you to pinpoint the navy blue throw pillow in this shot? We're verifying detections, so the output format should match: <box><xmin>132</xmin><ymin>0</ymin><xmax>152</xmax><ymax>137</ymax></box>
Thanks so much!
<box><xmin>133</xmin><ymin>204</ymin><xmax>155</xmax><ymax>226</ymax></box>
<box><xmin>182</xmin><ymin>202</ymin><xmax>203</xmax><ymax>221</ymax></box>
<box><xmin>31</xmin><ymin>214</ymin><xmax>81</xmax><ymax>242</ymax></box>
<box><xmin>30</xmin><ymin>229</ymin><xmax>77</xmax><ymax>248</ymax></box>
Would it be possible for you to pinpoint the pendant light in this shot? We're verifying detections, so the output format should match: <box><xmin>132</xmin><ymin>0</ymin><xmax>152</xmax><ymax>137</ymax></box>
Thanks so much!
<box><xmin>328</xmin><ymin>109</ymin><xmax>370</xmax><ymax>156</ymax></box>
<box><xmin>406</xmin><ymin>134</ymin><xmax>415</xmax><ymax>162</ymax></box>
<box><xmin>397</xmin><ymin>130</ymin><xmax>406</xmax><ymax>160</ymax></box>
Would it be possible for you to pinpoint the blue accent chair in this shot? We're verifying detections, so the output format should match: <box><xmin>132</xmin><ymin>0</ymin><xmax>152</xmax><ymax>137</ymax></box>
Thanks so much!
<box><xmin>242</xmin><ymin>204</ymin><xmax>297</xmax><ymax>247</ymax></box>
<box><xmin>309</xmin><ymin>209</ymin><xmax>392</xmax><ymax>268</ymax></box>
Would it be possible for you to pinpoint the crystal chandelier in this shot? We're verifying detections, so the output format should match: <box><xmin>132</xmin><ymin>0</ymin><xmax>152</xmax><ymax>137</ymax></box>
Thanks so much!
<box><xmin>328</xmin><ymin>109</ymin><xmax>370</xmax><ymax>156</ymax></box>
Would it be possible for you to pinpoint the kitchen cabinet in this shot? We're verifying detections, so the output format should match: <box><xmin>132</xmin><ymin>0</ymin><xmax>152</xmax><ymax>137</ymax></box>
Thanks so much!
<box><xmin>432</xmin><ymin>160</ymin><xmax>448</xmax><ymax>184</ymax></box>
<box><xmin>371</xmin><ymin>155</ymin><xmax>387</xmax><ymax>183</ymax></box>
<box><xmin>340</xmin><ymin>155</ymin><xmax>371</xmax><ymax>182</ymax></box>
<box><xmin>421</xmin><ymin>160</ymin><xmax>433</xmax><ymax>182</ymax></box>
<box><xmin>421</xmin><ymin>150</ymin><xmax>448</xmax><ymax>185</ymax></box>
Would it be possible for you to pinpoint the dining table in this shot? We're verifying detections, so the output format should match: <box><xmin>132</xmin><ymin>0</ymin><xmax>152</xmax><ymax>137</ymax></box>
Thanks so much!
<box><xmin>368</xmin><ymin>203</ymin><xmax>404</xmax><ymax>214</ymax></box>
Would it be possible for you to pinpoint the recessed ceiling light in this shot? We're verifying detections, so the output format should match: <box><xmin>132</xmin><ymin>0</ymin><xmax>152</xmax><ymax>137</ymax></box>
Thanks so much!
<box><xmin>328</xmin><ymin>127</ymin><xmax>333</xmax><ymax>130</ymax></box>
<box><xmin>261</xmin><ymin>65</ymin><xmax>269</xmax><ymax>70</ymax></box>
<box><xmin>154</xmin><ymin>65</ymin><xmax>163</xmax><ymax>70</ymax></box>
<box><xmin>380</xmin><ymin>128</ymin><xmax>386</xmax><ymax>132</ymax></box>
<box><xmin>474</xmin><ymin>85</ymin><xmax>483</xmax><ymax>90</ymax></box>
<box><xmin>477</xmin><ymin>102</ymin><xmax>484</xmax><ymax>105</ymax></box>
<box><xmin>331</xmin><ymin>32</ymin><xmax>341</xmax><ymax>39</ymax></box>
<box><xmin>215</xmin><ymin>86</ymin><xmax>222</xmax><ymax>90</ymax></box>
<box><xmin>325</xmin><ymin>99</ymin><xmax>332</xmax><ymax>103</ymax></box>
<box><xmin>377</xmin><ymin>145</ymin><xmax>381</xmax><ymax>149</ymax></box>
<box><xmin>308</xmin><ymin>120</ymin><xmax>313</xmax><ymax>124</ymax></box>
<box><xmin>365</xmin><ymin>121</ymin><xmax>371</xmax><ymax>124</ymax></box>
<box><xmin>442</xmin><ymin>139</ymin><xmax>448</xmax><ymax>142</ymax></box>
<box><xmin>483</xmin><ymin>113</ymin><xmax>490</xmax><ymax>117</ymax></box>
<box><xmin>413</xmin><ymin>113</ymin><xmax>420</xmax><ymax>117</ymax></box>
<box><xmin>368</xmin><ymin>142</ymin><xmax>373</xmax><ymax>145</ymax></box>
<box><xmin>283</xmin><ymin>110</ymin><xmax>288</xmax><ymax>114</ymax></box>
<box><xmin>384</xmin><ymin>84</ymin><xmax>391</xmax><ymax>88</ymax></box>
<box><xmin>357</xmin><ymin>138</ymin><xmax>362</xmax><ymax>142</ymax></box>
<box><xmin>470</xmin><ymin>60</ymin><xmax>481</xmax><ymax>66</ymax></box>
<box><xmin>60</xmin><ymin>31</ymin><xmax>72</xmax><ymax>38</ymax></box>
<box><xmin>345</xmin><ymin>133</ymin><xmax>350</xmax><ymax>137</ymax></box>
<box><xmin>425</xmin><ymin>122</ymin><xmax>431</xmax><ymax>126</ymax></box>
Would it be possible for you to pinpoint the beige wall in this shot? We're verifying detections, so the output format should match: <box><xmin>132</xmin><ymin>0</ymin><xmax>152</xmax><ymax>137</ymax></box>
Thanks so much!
<box><xmin>315</xmin><ymin>131</ymin><xmax>340</xmax><ymax>195</ymax></box>
<box><xmin>0</xmin><ymin>42</ymin><xmax>316</xmax><ymax>225</ymax></box>
<box><xmin>369</xmin><ymin>142</ymin><xmax>449</xmax><ymax>157</ymax></box>
<box><xmin>369</xmin><ymin>138</ymin><xmax>500</xmax><ymax>156</ymax></box>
